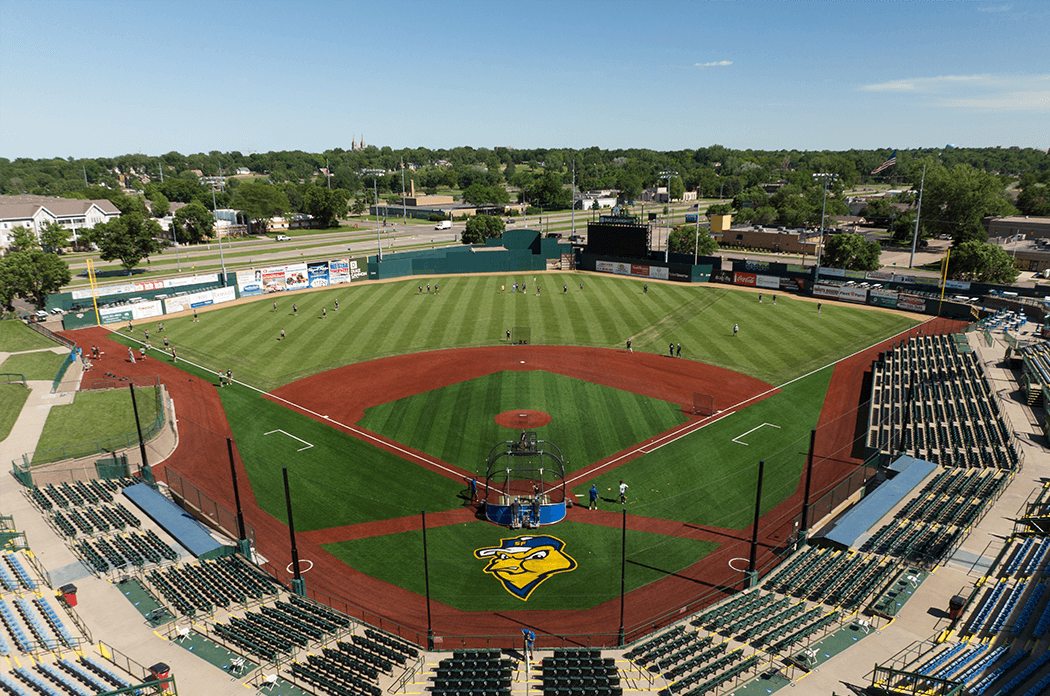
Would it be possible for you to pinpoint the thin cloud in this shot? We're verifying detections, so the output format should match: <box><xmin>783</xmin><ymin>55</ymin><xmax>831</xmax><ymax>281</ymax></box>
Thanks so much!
<box><xmin>695</xmin><ymin>60</ymin><xmax>732</xmax><ymax>68</ymax></box>
<box><xmin>859</xmin><ymin>73</ymin><xmax>1050</xmax><ymax>112</ymax></box>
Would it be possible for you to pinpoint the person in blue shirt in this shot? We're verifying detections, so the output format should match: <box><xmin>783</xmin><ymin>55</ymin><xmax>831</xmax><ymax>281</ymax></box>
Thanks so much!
<box><xmin>589</xmin><ymin>485</ymin><xmax>598</xmax><ymax>510</ymax></box>
<box><xmin>523</xmin><ymin>629</ymin><xmax>536</xmax><ymax>659</ymax></box>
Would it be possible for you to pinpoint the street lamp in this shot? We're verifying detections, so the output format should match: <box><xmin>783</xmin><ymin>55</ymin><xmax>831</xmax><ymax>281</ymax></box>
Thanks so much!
<box><xmin>812</xmin><ymin>172</ymin><xmax>838</xmax><ymax>283</ymax></box>
<box><xmin>658</xmin><ymin>170</ymin><xmax>677</xmax><ymax>263</ymax></box>
<box><xmin>362</xmin><ymin>168</ymin><xmax>385</xmax><ymax>261</ymax></box>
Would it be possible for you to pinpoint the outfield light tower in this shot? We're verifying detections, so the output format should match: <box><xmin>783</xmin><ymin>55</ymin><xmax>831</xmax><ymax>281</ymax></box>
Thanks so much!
<box><xmin>658</xmin><ymin>170</ymin><xmax>677</xmax><ymax>262</ymax></box>
<box><xmin>812</xmin><ymin>172</ymin><xmax>838</xmax><ymax>283</ymax></box>
<box><xmin>211</xmin><ymin>166</ymin><xmax>227</xmax><ymax>282</ymax></box>
<box><xmin>362</xmin><ymin>168</ymin><xmax>385</xmax><ymax>261</ymax></box>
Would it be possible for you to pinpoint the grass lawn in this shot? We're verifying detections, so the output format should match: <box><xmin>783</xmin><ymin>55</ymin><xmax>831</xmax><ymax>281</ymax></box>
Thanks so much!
<box><xmin>33</xmin><ymin>386</ymin><xmax>160</xmax><ymax>464</ymax></box>
<box><xmin>122</xmin><ymin>274</ymin><xmax>917</xmax><ymax>391</ymax></box>
<box><xmin>0</xmin><ymin>351</ymin><xmax>67</xmax><ymax>381</ymax></box>
<box><xmin>323</xmin><ymin>520</ymin><xmax>719</xmax><ymax>612</ymax></box>
<box><xmin>577</xmin><ymin>365</ymin><xmax>834</xmax><ymax>529</ymax></box>
<box><xmin>217</xmin><ymin>386</ymin><xmax>464</xmax><ymax>531</ymax></box>
<box><xmin>0</xmin><ymin>383</ymin><xmax>30</xmax><ymax>441</ymax></box>
<box><xmin>0</xmin><ymin>321</ymin><xmax>61</xmax><ymax>352</ymax></box>
<box><xmin>357</xmin><ymin>371</ymin><xmax>687</xmax><ymax>475</ymax></box>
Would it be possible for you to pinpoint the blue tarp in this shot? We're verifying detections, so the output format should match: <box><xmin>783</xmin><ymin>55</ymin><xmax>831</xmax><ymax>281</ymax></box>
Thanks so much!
<box><xmin>122</xmin><ymin>482</ymin><xmax>223</xmax><ymax>558</ymax></box>
<box><xmin>820</xmin><ymin>455</ymin><xmax>938</xmax><ymax>549</ymax></box>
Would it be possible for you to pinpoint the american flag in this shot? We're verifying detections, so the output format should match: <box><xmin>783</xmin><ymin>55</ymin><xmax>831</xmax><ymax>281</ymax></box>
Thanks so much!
<box><xmin>871</xmin><ymin>151</ymin><xmax>897</xmax><ymax>175</ymax></box>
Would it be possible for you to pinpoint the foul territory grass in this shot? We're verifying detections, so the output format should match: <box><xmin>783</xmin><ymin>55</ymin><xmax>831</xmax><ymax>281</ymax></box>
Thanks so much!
<box><xmin>357</xmin><ymin>371</ymin><xmax>687</xmax><ymax>475</ymax></box>
<box><xmin>126</xmin><ymin>274</ymin><xmax>918</xmax><ymax>391</ymax></box>
<box><xmin>0</xmin><ymin>383</ymin><xmax>30</xmax><ymax>441</ymax></box>
<box><xmin>0</xmin><ymin>351</ymin><xmax>67</xmax><ymax>381</ymax></box>
<box><xmin>217</xmin><ymin>386</ymin><xmax>464</xmax><ymax>530</ymax></box>
<box><xmin>0</xmin><ymin>321</ymin><xmax>61</xmax><ymax>352</ymax></box>
<box><xmin>33</xmin><ymin>387</ymin><xmax>160</xmax><ymax>464</ymax></box>
<box><xmin>578</xmin><ymin>365</ymin><xmax>834</xmax><ymax>529</ymax></box>
<box><xmin>323</xmin><ymin>519</ymin><xmax>720</xmax><ymax>612</ymax></box>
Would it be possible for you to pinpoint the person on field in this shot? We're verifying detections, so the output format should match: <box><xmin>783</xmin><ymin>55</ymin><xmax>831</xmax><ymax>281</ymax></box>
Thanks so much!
<box><xmin>171</xmin><ymin>349</ymin><xmax>177</xmax><ymax>363</ymax></box>
<box><xmin>273</xmin><ymin>301</ymin><xmax>277</xmax><ymax>312</ymax></box>
<box><xmin>334</xmin><ymin>299</ymin><xmax>339</xmax><ymax>310</ymax></box>
<box><xmin>758</xmin><ymin>292</ymin><xmax>762</xmax><ymax>303</ymax></box>
<box><xmin>734</xmin><ymin>323</ymin><xmax>739</xmax><ymax>337</ymax></box>
<box><xmin>128</xmin><ymin>347</ymin><xmax>136</xmax><ymax>363</ymax></box>
<box><xmin>280</xmin><ymin>328</ymin><xmax>285</xmax><ymax>340</ymax></box>
<box><xmin>193</xmin><ymin>308</ymin><xmax>199</xmax><ymax>322</ymax></box>
<box><xmin>676</xmin><ymin>343</ymin><xmax>681</xmax><ymax>358</ymax></box>
<box><xmin>507</xmin><ymin>329</ymin><xmax>511</xmax><ymax>342</ymax></box>
<box><xmin>293</xmin><ymin>303</ymin><xmax>298</xmax><ymax>316</ymax></box>
<box><xmin>589</xmin><ymin>484</ymin><xmax>598</xmax><ymax>510</ymax></box>
<box><xmin>669</xmin><ymin>343</ymin><xmax>674</xmax><ymax>357</ymax></box>
<box><xmin>619</xmin><ymin>480</ymin><xmax>628</xmax><ymax>504</ymax></box>
<box><xmin>469</xmin><ymin>477</ymin><xmax>478</xmax><ymax>502</ymax></box>
<box><xmin>817</xmin><ymin>302</ymin><xmax>822</xmax><ymax>314</ymax></box>
<box><xmin>322</xmin><ymin>307</ymin><xmax>326</xmax><ymax>319</ymax></box>
<box><xmin>626</xmin><ymin>339</ymin><xmax>632</xmax><ymax>353</ymax></box>
<box><xmin>644</xmin><ymin>284</ymin><xmax>648</xmax><ymax>294</ymax></box>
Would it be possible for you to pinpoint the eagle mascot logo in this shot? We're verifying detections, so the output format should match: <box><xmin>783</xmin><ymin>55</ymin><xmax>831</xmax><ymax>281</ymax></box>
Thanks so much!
<box><xmin>474</xmin><ymin>535</ymin><xmax>577</xmax><ymax>601</ymax></box>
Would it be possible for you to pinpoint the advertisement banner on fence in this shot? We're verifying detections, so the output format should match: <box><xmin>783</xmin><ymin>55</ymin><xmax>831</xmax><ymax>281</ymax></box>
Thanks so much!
<box><xmin>813</xmin><ymin>283</ymin><xmax>841</xmax><ymax>299</ymax></box>
<box><xmin>744</xmin><ymin>260</ymin><xmax>770</xmax><ymax>272</ymax></box>
<box><xmin>818</xmin><ymin>266</ymin><xmax>845</xmax><ymax>278</ymax></box>
<box><xmin>669</xmin><ymin>269</ymin><xmax>691</xmax><ymax>282</ymax></box>
<box><xmin>756</xmin><ymin>274</ymin><xmax>779</xmax><ymax>289</ymax></box>
<box><xmin>163</xmin><ymin>286</ymin><xmax>236</xmax><ymax>314</ymax></box>
<box><xmin>349</xmin><ymin>257</ymin><xmax>368</xmax><ymax>281</ymax></box>
<box><xmin>329</xmin><ymin>259</ymin><xmax>350</xmax><ymax>284</ymax></box>
<box><xmin>733</xmin><ymin>272</ymin><xmax>757</xmax><ymax>287</ymax></box>
<box><xmin>892</xmin><ymin>274</ymin><xmax>915</xmax><ymax>284</ymax></box>
<box><xmin>98</xmin><ymin>306</ymin><xmax>132</xmax><ymax>325</ymax></box>
<box><xmin>596</xmin><ymin>260</ymin><xmax>632</xmax><ymax>276</ymax></box>
<box><xmin>869</xmin><ymin>294</ymin><xmax>899</xmax><ymax>308</ymax></box>
<box><xmin>780</xmin><ymin>277</ymin><xmax>807</xmax><ymax>292</ymax></box>
<box><xmin>307</xmin><ymin>262</ymin><xmax>330</xmax><ymax>287</ymax></box>
<box><xmin>866</xmin><ymin>271</ymin><xmax>893</xmax><ymax>282</ymax></box>
<box><xmin>843</xmin><ymin>269</ymin><xmax>867</xmax><ymax>280</ymax></box>
<box><xmin>898</xmin><ymin>295</ymin><xmax>927</xmax><ymax>312</ymax></box>
<box><xmin>130</xmin><ymin>301</ymin><xmax>164</xmax><ymax>320</ymax></box>
<box><xmin>712</xmin><ymin>270</ymin><xmax>734</xmax><ymax>284</ymax></box>
<box><xmin>283</xmin><ymin>263</ymin><xmax>309</xmax><ymax>291</ymax></box>
<box><xmin>236</xmin><ymin>269</ymin><xmax>265</xmax><ymax>297</ymax></box>
<box><xmin>785</xmin><ymin>264</ymin><xmax>808</xmax><ymax>273</ymax></box>
<box><xmin>649</xmin><ymin>266</ymin><xmax>669</xmax><ymax>280</ymax></box>
<box><xmin>944</xmin><ymin>279</ymin><xmax>971</xmax><ymax>290</ymax></box>
<box><xmin>631</xmin><ymin>264</ymin><xmax>650</xmax><ymax>277</ymax></box>
<box><xmin>71</xmin><ymin>273</ymin><xmax>221</xmax><ymax>300</ymax></box>
<box><xmin>870</xmin><ymin>288</ymin><xmax>898</xmax><ymax>299</ymax></box>
<box><xmin>911</xmin><ymin>276</ymin><xmax>940</xmax><ymax>287</ymax></box>
<box><xmin>838</xmin><ymin>286</ymin><xmax>869</xmax><ymax>303</ymax></box>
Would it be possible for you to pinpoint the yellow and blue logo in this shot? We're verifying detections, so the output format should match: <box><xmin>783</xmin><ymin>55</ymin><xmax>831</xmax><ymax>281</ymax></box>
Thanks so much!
<box><xmin>474</xmin><ymin>535</ymin><xmax>577</xmax><ymax>601</ymax></box>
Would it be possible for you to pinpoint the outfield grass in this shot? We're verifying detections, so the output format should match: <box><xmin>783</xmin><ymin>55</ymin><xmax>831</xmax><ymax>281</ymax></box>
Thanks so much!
<box><xmin>0</xmin><ymin>383</ymin><xmax>30</xmax><ymax>442</ymax></box>
<box><xmin>137</xmin><ymin>274</ymin><xmax>917</xmax><ymax>391</ymax></box>
<box><xmin>0</xmin><ymin>321</ymin><xmax>60</xmax><ymax>352</ymax></box>
<box><xmin>33</xmin><ymin>386</ymin><xmax>160</xmax><ymax>463</ymax></box>
<box><xmin>357</xmin><ymin>371</ymin><xmax>687</xmax><ymax>475</ymax></box>
<box><xmin>577</xmin><ymin>365</ymin><xmax>834</xmax><ymax>529</ymax></box>
<box><xmin>0</xmin><ymin>351</ymin><xmax>67</xmax><ymax>381</ymax></box>
<box><xmin>217</xmin><ymin>386</ymin><xmax>464</xmax><ymax>531</ymax></box>
<box><xmin>323</xmin><ymin>520</ymin><xmax>720</xmax><ymax>611</ymax></box>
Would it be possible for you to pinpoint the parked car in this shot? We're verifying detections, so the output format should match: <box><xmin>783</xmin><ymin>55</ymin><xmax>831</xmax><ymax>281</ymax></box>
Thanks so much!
<box><xmin>275</xmin><ymin>235</ymin><xmax>291</xmax><ymax>241</ymax></box>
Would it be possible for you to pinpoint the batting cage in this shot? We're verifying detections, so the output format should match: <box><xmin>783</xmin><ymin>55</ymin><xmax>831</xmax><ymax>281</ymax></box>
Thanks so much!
<box><xmin>483</xmin><ymin>433</ymin><xmax>567</xmax><ymax>528</ymax></box>
<box><xmin>509</xmin><ymin>326</ymin><xmax>531</xmax><ymax>345</ymax></box>
<box><xmin>692</xmin><ymin>391</ymin><xmax>715</xmax><ymax>416</ymax></box>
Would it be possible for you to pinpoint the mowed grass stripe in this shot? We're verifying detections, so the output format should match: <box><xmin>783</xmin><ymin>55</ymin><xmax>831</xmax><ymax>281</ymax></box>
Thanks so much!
<box><xmin>132</xmin><ymin>275</ymin><xmax>918</xmax><ymax>391</ymax></box>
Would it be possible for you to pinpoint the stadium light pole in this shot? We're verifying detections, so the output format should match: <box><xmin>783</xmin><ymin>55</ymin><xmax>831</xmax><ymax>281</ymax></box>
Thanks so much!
<box><xmin>211</xmin><ymin>168</ymin><xmax>227</xmax><ymax>283</ymax></box>
<box><xmin>909</xmin><ymin>164</ymin><xmax>927</xmax><ymax>269</ymax></box>
<box><xmin>363</xmin><ymin>168</ymin><xmax>385</xmax><ymax>261</ymax></box>
<box><xmin>658</xmin><ymin>171</ymin><xmax>677</xmax><ymax>263</ymax></box>
<box><xmin>812</xmin><ymin>173</ymin><xmax>837</xmax><ymax>283</ymax></box>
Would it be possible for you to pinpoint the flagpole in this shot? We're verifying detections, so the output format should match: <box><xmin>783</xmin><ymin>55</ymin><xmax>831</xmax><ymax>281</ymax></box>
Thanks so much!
<box><xmin>909</xmin><ymin>164</ymin><xmax>926</xmax><ymax>269</ymax></box>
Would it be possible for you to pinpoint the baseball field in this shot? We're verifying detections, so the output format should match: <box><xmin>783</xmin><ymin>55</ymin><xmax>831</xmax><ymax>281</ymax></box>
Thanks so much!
<box><xmin>91</xmin><ymin>271</ymin><xmax>924</xmax><ymax>642</ymax></box>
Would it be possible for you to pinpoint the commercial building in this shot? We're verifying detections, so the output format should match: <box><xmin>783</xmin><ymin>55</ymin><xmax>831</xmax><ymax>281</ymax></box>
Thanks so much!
<box><xmin>0</xmin><ymin>194</ymin><xmax>120</xmax><ymax>250</ymax></box>
<box><xmin>985</xmin><ymin>215</ymin><xmax>1050</xmax><ymax>241</ymax></box>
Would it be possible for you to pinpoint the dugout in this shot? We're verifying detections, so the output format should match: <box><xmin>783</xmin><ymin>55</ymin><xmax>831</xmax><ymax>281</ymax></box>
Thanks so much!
<box><xmin>483</xmin><ymin>434</ymin><xmax>567</xmax><ymax>528</ymax></box>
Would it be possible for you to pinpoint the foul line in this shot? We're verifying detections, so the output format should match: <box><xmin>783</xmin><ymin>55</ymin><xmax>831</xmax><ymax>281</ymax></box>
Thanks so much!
<box><xmin>264</xmin><ymin>429</ymin><xmax>314</xmax><ymax>451</ymax></box>
<box><xmin>732</xmin><ymin>423</ymin><xmax>781</xmax><ymax>446</ymax></box>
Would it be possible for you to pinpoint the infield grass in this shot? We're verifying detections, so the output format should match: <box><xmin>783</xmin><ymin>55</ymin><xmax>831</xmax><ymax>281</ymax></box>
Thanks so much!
<box><xmin>34</xmin><ymin>386</ymin><xmax>160</xmax><ymax>464</ymax></box>
<box><xmin>132</xmin><ymin>274</ymin><xmax>918</xmax><ymax>391</ymax></box>
<box><xmin>577</xmin><ymin>365</ymin><xmax>835</xmax><ymax>529</ymax></box>
<box><xmin>0</xmin><ymin>351</ymin><xmax>67</xmax><ymax>381</ymax></box>
<box><xmin>217</xmin><ymin>386</ymin><xmax>465</xmax><ymax>530</ymax></box>
<box><xmin>0</xmin><ymin>383</ymin><xmax>30</xmax><ymax>442</ymax></box>
<box><xmin>323</xmin><ymin>519</ymin><xmax>720</xmax><ymax>612</ymax></box>
<box><xmin>0</xmin><ymin>321</ymin><xmax>61</xmax><ymax>352</ymax></box>
<box><xmin>357</xmin><ymin>371</ymin><xmax>688</xmax><ymax>475</ymax></box>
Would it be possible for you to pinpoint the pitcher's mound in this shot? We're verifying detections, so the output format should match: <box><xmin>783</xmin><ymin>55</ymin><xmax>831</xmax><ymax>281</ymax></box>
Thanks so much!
<box><xmin>494</xmin><ymin>409</ymin><xmax>552</xmax><ymax>429</ymax></box>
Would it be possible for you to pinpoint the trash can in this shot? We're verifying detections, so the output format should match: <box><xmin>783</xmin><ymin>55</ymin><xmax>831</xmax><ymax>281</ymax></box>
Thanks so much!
<box><xmin>149</xmin><ymin>662</ymin><xmax>170</xmax><ymax>687</ymax></box>
<box><xmin>60</xmin><ymin>584</ymin><xmax>78</xmax><ymax>608</ymax></box>
<box><xmin>949</xmin><ymin>594</ymin><xmax>967</xmax><ymax>620</ymax></box>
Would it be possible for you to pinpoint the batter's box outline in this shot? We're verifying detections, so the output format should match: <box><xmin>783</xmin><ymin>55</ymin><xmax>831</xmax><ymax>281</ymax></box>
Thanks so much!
<box><xmin>732</xmin><ymin>423</ymin><xmax>781</xmax><ymax>446</ymax></box>
<box><xmin>264</xmin><ymin>429</ymin><xmax>314</xmax><ymax>452</ymax></box>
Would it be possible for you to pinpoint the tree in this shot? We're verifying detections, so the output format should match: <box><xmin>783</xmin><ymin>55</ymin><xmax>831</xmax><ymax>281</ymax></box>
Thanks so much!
<box><xmin>706</xmin><ymin>203</ymin><xmax>733</xmax><ymax>217</ymax></box>
<box><xmin>616</xmin><ymin>171</ymin><xmax>641</xmax><ymax>204</ymax></box>
<box><xmin>522</xmin><ymin>172</ymin><xmax>572</xmax><ymax>210</ymax></box>
<box><xmin>462</xmin><ymin>183</ymin><xmax>510</xmax><ymax>206</ymax></box>
<box><xmin>947</xmin><ymin>240</ymin><xmax>1020</xmax><ymax>284</ymax></box>
<box><xmin>94</xmin><ymin>212</ymin><xmax>164</xmax><ymax>273</ymax></box>
<box><xmin>461</xmin><ymin>215</ymin><xmax>505</xmax><ymax>244</ymax></box>
<box><xmin>39</xmin><ymin>221</ymin><xmax>70</xmax><ymax>252</ymax></box>
<box><xmin>172</xmin><ymin>200</ymin><xmax>215</xmax><ymax>244</ymax></box>
<box><xmin>302</xmin><ymin>185</ymin><xmax>350</xmax><ymax>228</ymax></box>
<box><xmin>918</xmin><ymin>163</ymin><xmax>1017</xmax><ymax>244</ymax></box>
<box><xmin>668</xmin><ymin>176</ymin><xmax>685</xmax><ymax>201</ymax></box>
<box><xmin>668</xmin><ymin>226</ymin><xmax>718</xmax><ymax>256</ymax></box>
<box><xmin>1016</xmin><ymin>183</ymin><xmax>1050</xmax><ymax>217</ymax></box>
<box><xmin>232</xmin><ymin>181</ymin><xmax>290</xmax><ymax>232</ymax></box>
<box><xmin>0</xmin><ymin>249</ymin><xmax>72</xmax><ymax>309</ymax></box>
<box><xmin>149</xmin><ymin>192</ymin><xmax>170</xmax><ymax>218</ymax></box>
<box><xmin>9</xmin><ymin>226</ymin><xmax>37</xmax><ymax>251</ymax></box>
<box><xmin>821</xmin><ymin>232</ymin><xmax>881</xmax><ymax>271</ymax></box>
<box><xmin>503</xmin><ymin>161</ymin><xmax>516</xmax><ymax>182</ymax></box>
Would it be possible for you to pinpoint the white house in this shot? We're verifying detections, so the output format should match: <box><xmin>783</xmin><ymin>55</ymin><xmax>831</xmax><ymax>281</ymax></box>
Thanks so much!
<box><xmin>0</xmin><ymin>195</ymin><xmax>121</xmax><ymax>250</ymax></box>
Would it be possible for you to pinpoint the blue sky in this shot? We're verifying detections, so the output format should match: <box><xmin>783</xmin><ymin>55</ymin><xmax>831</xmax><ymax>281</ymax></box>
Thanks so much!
<box><xmin>2</xmin><ymin>0</ymin><xmax>1047</xmax><ymax>158</ymax></box>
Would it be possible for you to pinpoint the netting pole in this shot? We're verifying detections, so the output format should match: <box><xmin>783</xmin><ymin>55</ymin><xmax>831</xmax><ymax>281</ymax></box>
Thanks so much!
<box><xmin>618</xmin><ymin>506</ymin><xmax>626</xmax><ymax>647</ymax></box>
<box><xmin>746</xmin><ymin>460</ymin><xmax>765</xmax><ymax>588</ymax></box>
<box><xmin>422</xmin><ymin>510</ymin><xmax>434</xmax><ymax>650</ymax></box>
<box><xmin>283</xmin><ymin>467</ymin><xmax>306</xmax><ymax>597</ymax></box>
<box><xmin>129</xmin><ymin>384</ymin><xmax>155</xmax><ymax>490</ymax></box>
<box><xmin>799</xmin><ymin>429</ymin><xmax>817</xmax><ymax>544</ymax></box>
<box><xmin>227</xmin><ymin>437</ymin><xmax>251</xmax><ymax>557</ymax></box>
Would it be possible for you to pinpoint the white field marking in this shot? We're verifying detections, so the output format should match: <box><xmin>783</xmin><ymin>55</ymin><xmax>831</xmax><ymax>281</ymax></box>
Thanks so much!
<box><xmin>264</xmin><ymin>429</ymin><xmax>314</xmax><ymax>451</ymax></box>
<box><xmin>732</xmin><ymin>422</ymin><xmax>781</xmax><ymax>446</ymax></box>
<box><xmin>287</xmin><ymin>559</ymin><xmax>314</xmax><ymax>574</ymax></box>
<box><xmin>728</xmin><ymin>558</ymin><xmax>749</xmax><ymax>572</ymax></box>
